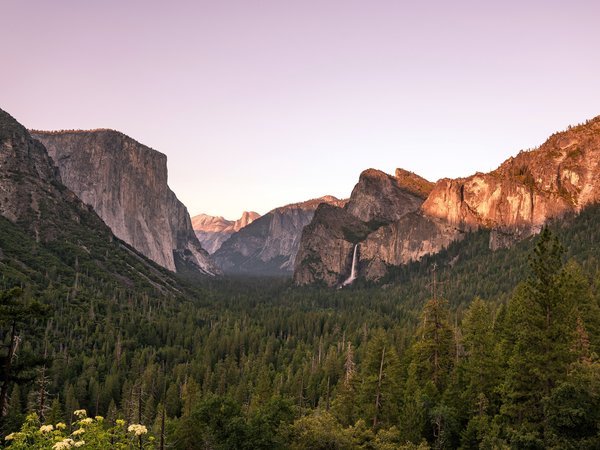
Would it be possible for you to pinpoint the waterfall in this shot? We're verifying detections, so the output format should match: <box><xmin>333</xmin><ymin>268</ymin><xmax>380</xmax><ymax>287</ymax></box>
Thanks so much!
<box><xmin>341</xmin><ymin>244</ymin><xmax>359</xmax><ymax>287</ymax></box>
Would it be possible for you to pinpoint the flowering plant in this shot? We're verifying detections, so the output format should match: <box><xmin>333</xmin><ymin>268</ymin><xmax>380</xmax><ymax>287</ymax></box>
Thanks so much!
<box><xmin>3</xmin><ymin>410</ymin><xmax>155</xmax><ymax>449</ymax></box>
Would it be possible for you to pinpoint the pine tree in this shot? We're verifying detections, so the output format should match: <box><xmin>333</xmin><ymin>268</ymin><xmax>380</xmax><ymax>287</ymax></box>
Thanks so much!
<box><xmin>411</xmin><ymin>297</ymin><xmax>454</xmax><ymax>393</ymax></box>
<box><xmin>64</xmin><ymin>384</ymin><xmax>79</xmax><ymax>426</ymax></box>
<box><xmin>461</xmin><ymin>298</ymin><xmax>501</xmax><ymax>408</ymax></box>
<box><xmin>544</xmin><ymin>330</ymin><xmax>600</xmax><ymax>449</ymax></box>
<box><xmin>332</xmin><ymin>342</ymin><xmax>357</xmax><ymax>426</ymax></box>
<box><xmin>500</xmin><ymin>228</ymin><xmax>580</xmax><ymax>446</ymax></box>
<box><xmin>458</xmin><ymin>297</ymin><xmax>500</xmax><ymax>448</ymax></box>
<box><xmin>356</xmin><ymin>330</ymin><xmax>401</xmax><ymax>430</ymax></box>
<box><xmin>401</xmin><ymin>296</ymin><xmax>454</xmax><ymax>445</ymax></box>
<box><xmin>559</xmin><ymin>260</ymin><xmax>600</xmax><ymax>353</ymax></box>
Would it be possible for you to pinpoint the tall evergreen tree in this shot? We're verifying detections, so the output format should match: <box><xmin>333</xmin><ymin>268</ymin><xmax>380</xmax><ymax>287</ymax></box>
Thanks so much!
<box><xmin>458</xmin><ymin>297</ymin><xmax>500</xmax><ymax>448</ymax></box>
<box><xmin>401</xmin><ymin>296</ymin><xmax>454</xmax><ymax>444</ymax></box>
<box><xmin>500</xmin><ymin>228</ymin><xmax>581</xmax><ymax>447</ymax></box>
<box><xmin>356</xmin><ymin>330</ymin><xmax>401</xmax><ymax>430</ymax></box>
<box><xmin>461</xmin><ymin>298</ymin><xmax>500</xmax><ymax>411</ymax></box>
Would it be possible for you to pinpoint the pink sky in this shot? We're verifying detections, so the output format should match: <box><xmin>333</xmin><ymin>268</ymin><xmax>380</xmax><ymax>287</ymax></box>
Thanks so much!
<box><xmin>3</xmin><ymin>0</ymin><xmax>600</xmax><ymax>219</ymax></box>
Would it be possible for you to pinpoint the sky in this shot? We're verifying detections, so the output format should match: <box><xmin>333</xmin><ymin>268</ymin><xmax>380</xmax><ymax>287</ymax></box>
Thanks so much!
<box><xmin>2</xmin><ymin>0</ymin><xmax>600</xmax><ymax>219</ymax></box>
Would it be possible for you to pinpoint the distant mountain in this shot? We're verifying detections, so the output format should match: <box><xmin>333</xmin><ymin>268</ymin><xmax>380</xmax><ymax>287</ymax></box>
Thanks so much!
<box><xmin>213</xmin><ymin>196</ymin><xmax>347</xmax><ymax>275</ymax></box>
<box><xmin>295</xmin><ymin>116</ymin><xmax>600</xmax><ymax>286</ymax></box>
<box><xmin>192</xmin><ymin>211</ymin><xmax>260</xmax><ymax>254</ymax></box>
<box><xmin>0</xmin><ymin>107</ymin><xmax>185</xmax><ymax>294</ymax></box>
<box><xmin>32</xmin><ymin>129</ymin><xmax>218</xmax><ymax>275</ymax></box>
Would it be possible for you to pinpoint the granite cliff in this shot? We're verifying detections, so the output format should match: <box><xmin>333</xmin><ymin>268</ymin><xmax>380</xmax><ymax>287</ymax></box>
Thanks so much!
<box><xmin>213</xmin><ymin>196</ymin><xmax>346</xmax><ymax>275</ymax></box>
<box><xmin>0</xmin><ymin>107</ymin><xmax>185</xmax><ymax>293</ymax></box>
<box><xmin>422</xmin><ymin>117</ymin><xmax>600</xmax><ymax>247</ymax></box>
<box><xmin>294</xmin><ymin>169</ymin><xmax>443</xmax><ymax>285</ymax></box>
<box><xmin>192</xmin><ymin>211</ymin><xmax>260</xmax><ymax>254</ymax></box>
<box><xmin>32</xmin><ymin>130</ymin><xmax>217</xmax><ymax>275</ymax></box>
<box><xmin>295</xmin><ymin>117</ymin><xmax>600</xmax><ymax>286</ymax></box>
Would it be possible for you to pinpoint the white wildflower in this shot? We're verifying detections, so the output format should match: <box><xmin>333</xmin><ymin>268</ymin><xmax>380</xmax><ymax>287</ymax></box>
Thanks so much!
<box><xmin>40</xmin><ymin>424</ymin><xmax>54</xmax><ymax>433</ymax></box>
<box><xmin>73</xmin><ymin>409</ymin><xmax>87</xmax><ymax>418</ymax></box>
<box><xmin>80</xmin><ymin>417</ymin><xmax>93</xmax><ymax>425</ymax></box>
<box><xmin>74</xmin><ymin>441</ymin><xmax>85</xmax><ymax>448</ymax></box>
<box><xmin>53</xmin><ymin>438</ymin><xmax>75</xmax><ymax>449</ymax></box>
<box><xmin>72</xmin><ymin>428</ymin><xmax>85</xmax><ymax>436</ymax></box>
<box><xmin>5</xmin><ymin>432</ymin><xmax>20</xmax><ymax>441</ymax></box>
<box><xmin>128</xmin><ymin>424</ymin><xmax>148</xmax><ymax>436</ymax></box>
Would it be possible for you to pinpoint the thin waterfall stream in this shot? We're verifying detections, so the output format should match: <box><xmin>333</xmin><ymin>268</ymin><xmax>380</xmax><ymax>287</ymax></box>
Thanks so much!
<box><xmin>341</xmin><ymin>244</ymin><xmax>359</xmax><ymax>287</ymax></box>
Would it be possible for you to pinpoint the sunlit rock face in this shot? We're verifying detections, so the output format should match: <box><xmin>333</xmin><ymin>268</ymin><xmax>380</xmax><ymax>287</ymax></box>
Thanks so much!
<box><xmin>192</xmin><ymin>211</ymin><xmax>260</xmax><ymax>254</ymax></box>
<box><xmin>213</xmin><ymin>196</ymin><xmax>347</xmax><ymax>275</ymax></box>
<box><xmin>421</xmin><ymin>174</ymin><xmax>569</xmax><ymax>249</ymax></box>
<box><xmin>423</xmin><ymin>116</ymin><xmax>600</xmax><ymax>247</ymax></box>
<box><xmin>295</xmin><ymin>116</ymin><xmax>600</xmax><ymax>286</ymax></box>
<box><xmin>32</xmin><ymin>130</ymin><xmax>218</xmax><ymax>275</ymax></box>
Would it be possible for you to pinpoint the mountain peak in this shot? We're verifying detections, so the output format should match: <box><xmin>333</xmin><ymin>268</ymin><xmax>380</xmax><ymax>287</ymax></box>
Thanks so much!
<box><xmin>235</xmin><ymin>211</ymin><xmax>260</xmax><ymax>231</ymax></box>
<box><xmin>1</xmin><ymin>107</ymin><xmax>190</xmax><ymax>294</ymax></box>
<box><xmin>192</xmin><ymin>211</ymin><xmax>260</xmax><ymax>233</ymax></box>
<box><xmin>345</xmin><ymin>168</ymin><xmax>428</xmax><ymax>223</ymax></box>
<box><xmin>192</xmin><ymin>214</ymin><xmax>231</xmax><ymax>233</ymax></box>
<box><xmin>192</xmin><ymin>211</ymin><xmax>261</xmax><ymax>254</ymax></box>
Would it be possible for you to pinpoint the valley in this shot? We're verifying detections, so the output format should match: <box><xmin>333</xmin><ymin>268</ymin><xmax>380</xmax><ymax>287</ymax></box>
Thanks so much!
<box><xmin>1</xmin><ymin>106</ymin><xmax>600</xmax><ymax>448</ymax></box>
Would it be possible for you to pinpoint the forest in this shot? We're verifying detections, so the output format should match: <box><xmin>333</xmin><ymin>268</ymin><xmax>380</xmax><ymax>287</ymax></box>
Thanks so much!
<box><xmin>1</xmin><ymin>205</ymin><xmax>600</xmax><ymax>449</ymax></box>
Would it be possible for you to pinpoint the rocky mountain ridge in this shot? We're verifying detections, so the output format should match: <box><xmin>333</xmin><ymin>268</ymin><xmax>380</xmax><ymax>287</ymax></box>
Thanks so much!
<box><xmin>192</xmin><ymin>211</ymin><xmax>260</xmax><ymax>253</ymax></box>
<box><xmin>295</xmin><ymin>116</ymin><xmax>600</xmax><ymax>286</ymax></box>
<box><xmin>32</xmin><ymin>129</ymin><xmax>217</xmax><ymax>275</ymax></box>
<box><xmin>213</xmin><ymin>195</ymin><xmax>347</xmax><ymax>275</ymax></box>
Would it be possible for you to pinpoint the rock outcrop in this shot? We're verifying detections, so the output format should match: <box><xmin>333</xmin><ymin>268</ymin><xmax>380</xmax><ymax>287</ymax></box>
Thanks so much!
<box><xmin>292</xmin><ymin>203</ymin><xmax>373</xmax><ymax>286</ymax></box>
<box><xmin>346</xmin><ymin>168</ymin><xmax>433</xmax><ymax>223</ymax></box>
<box><xmin>213</xmin><ymin>196</ymin><xmax>346</xmax><ymax>275</ymax></box>
<box><xmin>295</xmin><ymin>116</ymin><xmax>600</xmax><ymax>286</ymax></box>
<box><xmin>294</xmin><ymin>169</ymin><xmax>436</xmax><ymax>285</ymax></box>
<box><xmin>192</xmin><ymin>211</ymin><xmax>260</xmax><ymax>254</ymax></box>
<box><xmin>358</xmin><ymin>214</ymin><xmax>463</xmax><ymax>279</ymax></box>
<box><xmin>32</xmin><ymin>130</ymin><xmax>217</xmax><ymax>275</ymax></box>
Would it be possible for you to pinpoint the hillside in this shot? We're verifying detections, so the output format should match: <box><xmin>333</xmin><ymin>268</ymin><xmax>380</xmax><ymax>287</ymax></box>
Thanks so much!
<box><xmin>213</xmin><ymin>196</ymin><xmax>347</xmax><ymax>275</ymax></box>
